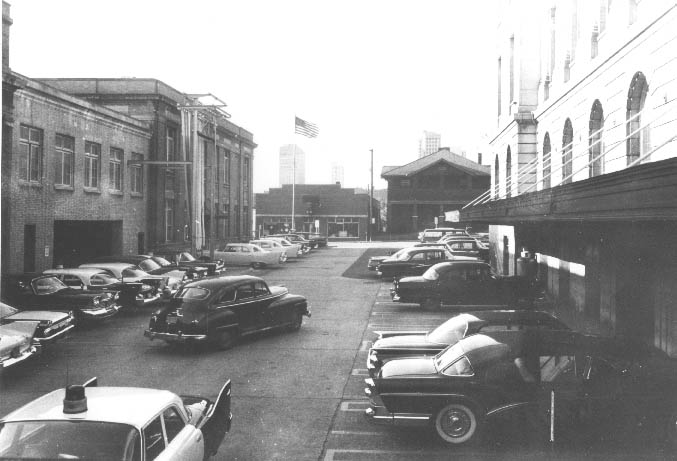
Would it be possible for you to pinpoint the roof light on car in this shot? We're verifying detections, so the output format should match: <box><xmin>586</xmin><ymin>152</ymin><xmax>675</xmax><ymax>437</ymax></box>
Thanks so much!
<box><xmin>63</xmin><ymin>385</ymin><xmax>88</xmax><ymax>414</ymax></box>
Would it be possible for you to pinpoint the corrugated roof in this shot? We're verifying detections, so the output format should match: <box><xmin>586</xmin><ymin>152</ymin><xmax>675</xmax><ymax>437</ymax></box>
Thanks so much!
<box><xmin>381</xmin><ymin>149</ymin><xmax>490</xmax><ymax>178</ymax></box>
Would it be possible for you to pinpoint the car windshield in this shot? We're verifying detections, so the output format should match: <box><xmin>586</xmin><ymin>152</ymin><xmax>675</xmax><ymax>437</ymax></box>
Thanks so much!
<box><xmin>424</xmin><ymin>231</ymin><xmax>444</xmax><ymax>238</ymax></box>
<box><xmin>427</xmin><ymin>316</ymin><xmax>469</xmax><ymax>344</ymax></box>
<box><xmin>176</xmin><ymin>287</ymin><xmax>210</xmax><ymax>299</ymax></box>
<box><xmin>151</xmin><ymin>256</ymin><xmax>172</xmax><ymax>266</ymax></box>
<box><xmin>0</xmin><ymin>420</ymin><xmax>141</xmax><ymax>461</ymax></box>
<box><xmin>0</xmin><ymin>302</ymin><xmax>19</xmax><ymax>318</ymax></box>
<box><xmin>121</xmin><ymin>268</ymin><xmax>150</xmax><ymax>278</ymax></box>
<box><xmin>435</xmin><ymin>342</ymin><xmax>465</xmax><ymax>370</ymax></box>
<box><xmin>31</xmin><ymin>277</ymin><xmax>68</xmax><ymax>294</ymax></box>
<box><xmin>180</xmin><ymin>252</ymin><xmax>197</xmax><ymax>262</ymax></box>
<box><xmin>138</xmin><ymin>259</ymin><xmax>162</xmax><ymax>272</ymax></box>
<box><xmin>393</xmin><ymin>250</ymin><xmax>413</xmax><ymax>261</ymax></box>
<box><xmin>422</xmin><ymin>267</ymin><xmax>440</xmax><ymax>281</ymax></box>
<box><xmin>90</xmin><ymin>273</ymin><xmax>120</xmax><ymax>286</ymax></box>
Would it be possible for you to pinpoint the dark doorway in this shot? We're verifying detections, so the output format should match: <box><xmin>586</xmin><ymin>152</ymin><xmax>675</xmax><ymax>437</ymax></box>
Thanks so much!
<box><xmin>53</xmin><ymin>220</ymin><xmax>122</xmax><ymax>268</ymax></box>
<box><xmin>502</xmin><ymin>236</ymin><xmax>510</xmax><ymax>275</ymax></box>
<box><xmin>137</xmin><ymin>232</ymin><xmax>145</xmax><ymax>254</ymax></box>
<box><xmin>23</xmin><ymin>224</ymin><xmax>36</xmax><ymax>272</ymax></box>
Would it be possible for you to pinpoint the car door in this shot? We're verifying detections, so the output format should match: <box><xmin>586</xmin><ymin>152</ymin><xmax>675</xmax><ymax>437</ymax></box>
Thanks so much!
<box><xmin>437</xmin><ymin>267</ymin><xmax>466</xmax><ymax>304</ymax></box>
<box><xmin>403</xmin><ymin>251</ymin><xmax>427</xmax><ymax>276</ymax></box>
<box><xmin>231</xmin><ymin>282</ymin><xmax>265</xmax><ymax>331</ymax></box>
<box><xmin>155</xmin><ymin>406</ymin><xmax>203</xmax><ymax>461</ymax></box>
<box><xmin>197</xmin><ymin>379</ymin><xmax>232</xmax><ymax>459</ymax></box>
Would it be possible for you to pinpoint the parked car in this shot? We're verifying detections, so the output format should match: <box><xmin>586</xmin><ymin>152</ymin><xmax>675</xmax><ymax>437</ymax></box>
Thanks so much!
<box><xmin>365</xmin><ymin>330</ymin><xmax>677</xmax><ymax>448</ymax></box>
<box><xmin>268</xmin><ymin>234</ymin><xmax>312</xmax><ymax>253</ymax></box>
<box><xmin>208</xmin><ymin>243</ymin><xmax>286</xmax><ymax>269</ymax></box>
<box><xmin>442</xmin><ymin>238</ymin><xmax>490</xmax><ymax>262</ymax></box>
<box><xmin>367</xmin><ymin>310</ymin><xmax>569</xmax><ymax>377</ymax></box>
<box><xmin>0</xmin><ymin>301</ymin><xmax>74</xmax><ymax>345</ymax></box>
<box><xmin>296</xmin><ymin>231</ymin><xmax>329</xmax><ymax>247</ymax></box>
<box><xmin>419</xmin><ymin>227</ymin><xmax>467</xmax><ymax>243</ymax></box>
<box><xmin>145</xmin><ymin>275</ymin><xmax>311</xmax><ymax>349</ymax></box>
<box><xmin>391</xmin><ymin>260</ymin><xmax>537</xmax><ymax>310</ymax></box>
<box><xmin>153</xmin><ymin>250</ymin><xmax>226</xmax><ymax>276</ymax></box>
<box><xmin>0</xmin><ymin>376</ymin><xmax>232</xmax><ymax>460</ymax></box>
<box><xmin>44</xmin><ymin>267</ymin><xmax>159</xmax><ymax>309</ymax></box>
<box><xmin>263</xmin><ymin>237</ymin><xmax>302</xmax><ymax>259</ymax></box>
<box><xmin>376</xmin><ymin>247</ymin><xmax>475</xmax><ymax>280</ymax></box>
<box><xmin>88</xmin><ymin>254</ymin><xmax>206</xmax><ymax>280</ymax></box>
<box><xmin>78</xmin><ymin>262</ymin><xmax>176</xmax><ymax>300</ymax></box>
<box><xmin>0</xmin><ymin>322</ymin><xmax>40</xmax><ymax>370</ymax></box>
<box><xmin>1</xmin><ymin>274</ymin><xmax>122</xmax><ymax>324</ymax></box>
<box><xmin>249</xmin><ymin>239</ymin><xmax>290</xmax><ymax>262</ymax></box>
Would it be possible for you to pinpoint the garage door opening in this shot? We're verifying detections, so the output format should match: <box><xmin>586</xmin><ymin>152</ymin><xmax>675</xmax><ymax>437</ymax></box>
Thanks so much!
<box><xmin>53</xmin><ymin>220</ymin><xmax>122</xmax><ymax>268</ymax></box>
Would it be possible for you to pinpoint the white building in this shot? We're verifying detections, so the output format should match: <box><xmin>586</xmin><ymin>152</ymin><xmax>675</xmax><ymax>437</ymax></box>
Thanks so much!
<box><xmin>418</xmin><ymin>131</ymin><xmax>441</xmax><ymax>157</ymax></box>
<box><xmin>279</xmin><ymin>144</ymin><xmax>305</xmax><ymax>186</ymax></box>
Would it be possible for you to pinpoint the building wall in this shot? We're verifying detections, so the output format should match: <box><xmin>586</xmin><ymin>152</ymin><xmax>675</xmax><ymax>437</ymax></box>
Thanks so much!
<box><xmin>3</xmin><ymin>77</ymin><xmax>151</xmax><ymax>273</ymax></box>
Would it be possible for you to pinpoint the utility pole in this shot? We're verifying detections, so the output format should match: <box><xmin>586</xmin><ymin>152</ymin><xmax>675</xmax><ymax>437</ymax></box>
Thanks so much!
<box><xmin>369</xmin><ymin>148</ymin><xmax>373</xmax><ymax>242</ymax></box>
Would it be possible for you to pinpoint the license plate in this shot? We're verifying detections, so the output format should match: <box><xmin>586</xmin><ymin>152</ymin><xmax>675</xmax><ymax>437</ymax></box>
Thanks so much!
<box><xmin>167</xmin><ymin>316</ymin><xmax>178</xmax><ymax>324</ymax></box>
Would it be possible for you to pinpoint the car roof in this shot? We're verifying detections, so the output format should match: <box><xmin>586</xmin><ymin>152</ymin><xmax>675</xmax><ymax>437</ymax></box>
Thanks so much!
<box><xmin>44</xmin><ymin>268</ymin><xmax>111</xmax><ymax>277</ymax></box>
<box><xmin>430</xmin><ymin>260</ymin><xmax>491</xmax><ymax>270</ymax></box>
<box><xmin>80</xmin><ymin>262</ymin><xmax>136</xmax><ymax>270</ymax></box>
<box><xmin>182</xmin><ymin>275</ymin><xmax>263</xmax><ymax>290</ymax></box>
<box><xmin>1</xmin><ymin>387</ymin><xmax>181</xmax><ymax>429</ymax></box>
<box><xmin>89</xmin><ymin>255</ymin><xmax>149</xmax><ymax>264</ymax></box>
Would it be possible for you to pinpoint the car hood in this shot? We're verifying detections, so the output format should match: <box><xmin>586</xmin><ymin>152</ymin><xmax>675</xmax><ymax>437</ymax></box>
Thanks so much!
<box><xmin>4</xmin><ymin>310</ymin><xmax>70</xmax><ymax>323</ymax></box>
<box><xmin>397</xmin><ymin>276</ymin><xmax>428</xmax><ymax>285</ymax></box>
<box><xmin>0</xmin><ymin>321</ymin><xmax>39</xmax><ymax>342</ymax></box>
<box><xmin>380</xmin><ymin>357</ymin><xmax>437</xmax><ymax>378</ymax></box>
<box><xmin>372</xmin><ymin>335</ymin><xmax>436</xmax><ymax>351</ymax></box>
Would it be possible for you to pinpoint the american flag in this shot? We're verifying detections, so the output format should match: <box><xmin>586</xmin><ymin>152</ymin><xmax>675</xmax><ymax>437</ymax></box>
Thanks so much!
<box><xmin>295</xmin><ymin>116</ymin><xmax>319</xmax><ymax>138</ymax></box>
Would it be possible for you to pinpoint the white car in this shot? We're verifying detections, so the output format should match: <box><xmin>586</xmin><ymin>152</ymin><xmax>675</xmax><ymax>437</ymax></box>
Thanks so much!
<box><xmin>263</xmin><ymin>237</ymin><xmax>302</xmax><ymax>258</ymax></box>
<box><xmin>0</xmin><ymin>322</ymin><xmax>40</xmax><ymax>369</ymax></box>
<box><xmin>250</xmin><ymin>239</ymin><xmax>296</xmax><ymax>260</ymax></box>
<box><xmin>0</xmin><ymin>377</ymin><xmax>232</xmax><ymax>460</ymax></box>
<box><xmin>212</xmin><ymin>243</ymin><xmax>285</xmax><ymax>268</ymax></box>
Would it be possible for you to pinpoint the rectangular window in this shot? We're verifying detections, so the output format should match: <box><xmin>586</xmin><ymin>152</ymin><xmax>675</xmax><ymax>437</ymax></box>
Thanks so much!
<box><xmin>84</xmin><ymin>141</ymin><xmax>101</xmax><ymax>189</ymax></box>
<box><xmin>166</xmin><ymin>126</ymin><xmax>177</xmax><ymax>161</ymax></box>
<box><xmin>19</xmin><ymin>125</ymin><xmax>43</xmax><ymax>182</ymax></box>
<box><xmin>327</xmin><ymin>217</ymin><xmax>359</xmax><ymax>238</ymax></box>
<box><xmin>223</xmin><ymin>150</ymin><xmax>230</xmax><ymax>185</ymax></box>
<box><xmin>400</xmin><ymin>179</ymin><xmax>411</xmax><ymax>187</ymax></box>
<box><xmin>54</xmin><ymin>134</ymin><xmax>74</xmax><ymax>186</ymax></box>
<box><xmin>165</xmin><ymin>198</ymin><xmax>174</xmax><ymax>241</ymax></box>
<box><xmin>109</xmin><ymin>147</ymin><xmax>123</xmax><ymax>191</ymax></box>
<box><xmin>243</xmin><ymin>157</ymin><xmax>250</xmax><ymax>190</ymax></box>
<box><xmin>497</xmin><ymin>57</ymin><xmax>502</xmax><ymax>117</ymax></box>
<box><xmin>130</xmin><ymin>153</ymin><xmax>143</xmax><ymax>194</ymax></box>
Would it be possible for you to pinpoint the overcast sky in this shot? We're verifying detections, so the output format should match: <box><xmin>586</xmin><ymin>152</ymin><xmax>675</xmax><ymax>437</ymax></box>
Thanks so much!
<box><xmin>9</xmin><ymin>0</ymin><xmax>497</xmax><ymax>192</ymax></box>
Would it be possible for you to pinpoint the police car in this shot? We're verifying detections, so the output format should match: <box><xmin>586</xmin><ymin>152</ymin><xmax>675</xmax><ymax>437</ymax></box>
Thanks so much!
<box><xmin>0</xmin><ymin>377</ymin><xmax>232</xmax><ymax>460</ymax></box>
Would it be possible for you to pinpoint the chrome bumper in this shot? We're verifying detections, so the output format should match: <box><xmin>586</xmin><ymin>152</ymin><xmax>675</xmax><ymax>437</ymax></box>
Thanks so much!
<box><xmin>35</xmin><ymin>324</ymin><xmax>75</xmax><ymax>343</ymax></box>
<box><xmin>1</xmin><ymin>345</ymin><xmax>38</xmax><ymax>369</ymax></box>
<box><xmin>81</xmin><ymin>304</ymin><xmax>122</xmax><ymax>320</ymax></box>
<box><xmin>144</xmin><ymin>330</ymin><xmax>208</xmax><ymax>342</ymax></box>
<box><xmin>364</xmin><ymin>405</ymin><xmax>431</xmax><ymax>427</ymax></box>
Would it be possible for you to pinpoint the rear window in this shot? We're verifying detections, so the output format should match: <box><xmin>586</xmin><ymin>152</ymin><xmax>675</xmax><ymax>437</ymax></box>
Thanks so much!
<box><xmin>176</xmin><ymin>287</ymin><xmax>210</xmax><ymax>299</ymax></box>
<box><xmin>424</xmin><ymin>231</ymin><xmax>444</xmax><ymax>238</ymax></box>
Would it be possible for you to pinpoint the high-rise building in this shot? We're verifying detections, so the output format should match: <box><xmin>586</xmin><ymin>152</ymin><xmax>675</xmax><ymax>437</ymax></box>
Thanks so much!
<box><xmin>418</xmin><ymin>131</ymin><xmax>441</xmax><ymax>157</ymax></box>
<box><xmin>331</xmin><ymin>162</ymin><xmax>344</xmax><ymax>185</ymax></box>
<box><xmin>279</xmin><ymin>144</ymin><xmax>305</xmax><ymax>185</ymax></box>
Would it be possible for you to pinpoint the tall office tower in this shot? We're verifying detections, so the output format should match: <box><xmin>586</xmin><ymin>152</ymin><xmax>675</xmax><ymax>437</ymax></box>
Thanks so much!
<box><xmin>418</xmin><ymin>131</ymin><xmax>441</xmax><ymax>158</ymax></box>
<box><xmin>279</xmin><ymin>144</ymin><xmax>306</xmax><ymax>185</ymax></box>
<box><xmin>331</xmin><ymin>162</ymin><xmax>344</xmax><ymax>185</ymax></box>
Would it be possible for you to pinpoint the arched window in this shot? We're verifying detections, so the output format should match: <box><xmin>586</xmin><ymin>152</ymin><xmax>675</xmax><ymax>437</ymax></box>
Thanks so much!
<box><xmin>626</xmin><ymin>71</ymin><xmax>649</xmax><ymax>165</ymax></box>
<box><xmin>494</xmin><ymin>154</ymin><xmax>500</xmax><ymax>199</ymax></box>
<box><xmin>506</xmin><ymin>146</ymin><xmax>512</xmax><ymax>198</ymax></box>
<box><xmin>542</xmin><ymin>133</ymin><xmax>551</xmax><ymax>189</ymax></box>
<box><xmin>589</xmin><ymin>100</ymin><xmax>604</xmax><ymax>177</ymax></box>
<box><xmin>562</xmin><ymin>119</ymin><xmax>573</xmax><ymax>184</ymax></box>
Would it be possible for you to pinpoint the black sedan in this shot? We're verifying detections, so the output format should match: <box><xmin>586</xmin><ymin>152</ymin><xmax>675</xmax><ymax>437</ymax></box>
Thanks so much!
<box><xmin>376</xmin><ymin>247</ymin><xmax>474</xmax><ymax>279</ymax></box>
<box><xmin>367</xmin><ymin>310</ymin><xmax>568</xmax><ymax>377</ymax></box>
<box><xmin>145</xmin><ymin>275</ymin><xmax>311</xmax><ymax>350</ymax></box>
<box><xmin>365</xmin><ymin>330</ymin><xmax>677</xmax><ymax>449</ymax></box>
<box><xmin>0</xmin><ymin>301</ymin><xmax>74</xmax><ymax>345</ymax></box>
<box><xmin>153</xmin><ymin>250</ymin><xmax>226</xmax><ymax>276</ymax></box>
<box><xmin>391</xmin><ymin>260</ymin><xmax>536</xmax><ymax>309</ymax></box>
<box><xmin>1</xmin><ymin>274</ymin><xmax>121</xmax><ymax>324</ymax></box>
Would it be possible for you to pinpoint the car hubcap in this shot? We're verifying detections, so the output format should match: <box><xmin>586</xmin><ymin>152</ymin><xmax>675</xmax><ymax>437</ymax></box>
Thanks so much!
<box><xmin>441</xmin><ymin>409</ymin><xmax>471</xmax><ymax>438</ymax></box>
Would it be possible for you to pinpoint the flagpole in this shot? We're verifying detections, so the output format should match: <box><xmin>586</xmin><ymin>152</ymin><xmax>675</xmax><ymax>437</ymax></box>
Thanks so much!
<box><xmin>291</xmin><ymin>141</ymin><xmax>296</xmax><ymax>232</ymax></box>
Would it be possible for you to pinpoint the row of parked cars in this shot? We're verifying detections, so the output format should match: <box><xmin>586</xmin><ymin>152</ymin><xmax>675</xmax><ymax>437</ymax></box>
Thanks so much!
<box><xmin>362</xmin><ymin>229</ymin><xmax>677</xmax><ymax>451</ymax></box>
<box><xmin>0</xmin><ymin>232</ymin><xmax>325</xmax><ymax>371</ymax></box>
<box><xmin>0</xmin><ymin>233</ymin><xmax>324</xmax><ymax>460</ymax></box>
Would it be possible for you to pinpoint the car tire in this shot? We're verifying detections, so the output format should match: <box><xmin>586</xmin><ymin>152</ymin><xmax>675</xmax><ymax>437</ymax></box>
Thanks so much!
<box><xmin>213</xmin><ymin>328</ymin><xmax>237</xmax><ymax>350</ymax></box>
<box><xmin>287</xmin><ymin>309</ymin><xmax>303</xmax><ymax>332</ymax></box>
<box><xmin>421</xmin><ymin>297</ymin><xmax>441</xmax><ymax>311</ymax></box>
<box><xmin>434</xmin><ymin>403</ymin><xmax>481</xmax><ymax>445</ymax></box>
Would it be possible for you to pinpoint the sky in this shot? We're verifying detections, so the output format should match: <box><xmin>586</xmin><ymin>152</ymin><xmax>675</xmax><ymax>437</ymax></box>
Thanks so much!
<box><xmin>8</xmin><ymin>0</ymin><xmax>497</xmax><ymax>193</ymax></box>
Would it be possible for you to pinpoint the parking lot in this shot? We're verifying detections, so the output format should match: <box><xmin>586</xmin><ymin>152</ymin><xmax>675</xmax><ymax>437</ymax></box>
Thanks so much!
<box><xmin>0</xmin><ymin>243</ymin><xmax>672</xmax><ymax>460</ymax></box>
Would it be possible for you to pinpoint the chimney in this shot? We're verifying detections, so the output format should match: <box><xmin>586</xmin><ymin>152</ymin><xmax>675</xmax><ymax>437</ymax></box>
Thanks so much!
<box><xmin>477</xmin><ymin>153</ymin><xmax>483</xmax><ymax>164</ymax></box>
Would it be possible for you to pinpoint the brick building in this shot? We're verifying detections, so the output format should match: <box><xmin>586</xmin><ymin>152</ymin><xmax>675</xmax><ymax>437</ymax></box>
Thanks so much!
<box><xmin>255</xmin><ymin>184</ymin><xmax>380</xmax><ymax>240</ymax></box>
<box><xmin>382</xmin><ymin>148</ymin><xmax>490</xmax><ymax>234</ymax></box>
<box><xmin>37</xmin><ymin>78</ymin><xmax>256</xmax><ymax>250</ymax></box>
